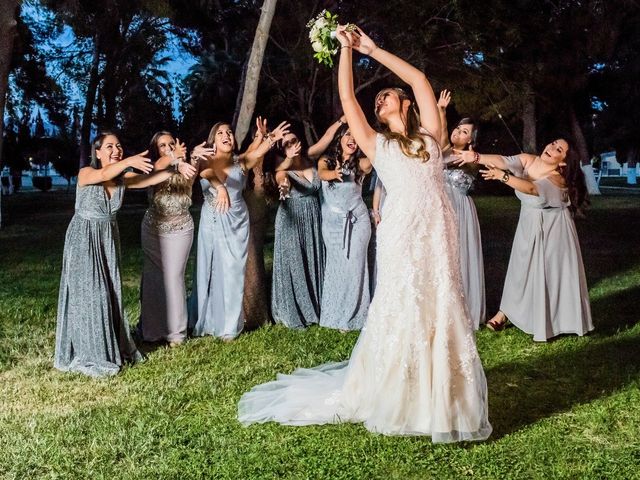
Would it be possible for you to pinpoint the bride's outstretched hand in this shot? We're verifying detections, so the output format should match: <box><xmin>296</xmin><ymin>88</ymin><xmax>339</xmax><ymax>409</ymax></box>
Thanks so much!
<box><xmin>351</xmin><ymin>26</ymin><xmax>377</xmax><ymax>56</ymax></box>
<box><xmin>336</xmin><ymin>24</ymin><xmax>355</xmax><ymax>48</ymax></box>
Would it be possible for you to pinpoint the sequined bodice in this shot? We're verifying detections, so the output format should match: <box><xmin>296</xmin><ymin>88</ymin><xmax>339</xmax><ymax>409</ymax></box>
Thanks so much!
<box><xmin>143</xmin><ymin>174</ymin><xmax>193</xmax><ymax>233</ymax></box>
<box><xmin>443</xmin><ymin>151</ymin><xmax>475</xmax><ymax>195</ymax></box>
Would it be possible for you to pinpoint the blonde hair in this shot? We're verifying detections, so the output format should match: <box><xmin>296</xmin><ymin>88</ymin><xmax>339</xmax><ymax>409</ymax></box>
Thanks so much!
<box><xmin>375</xmin><ymin>88</ymin><xmax>432</xmax><ymax>162</ymax></box>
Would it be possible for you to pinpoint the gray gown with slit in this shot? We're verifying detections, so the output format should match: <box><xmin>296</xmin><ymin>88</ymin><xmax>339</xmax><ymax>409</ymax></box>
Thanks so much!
<box><xmin>271</xmin><ymin>169</ymin><xmax>324</xmax><ymax>328</ymax></box>
<box><xmin>189</xmin><ymin>161</ymin><xmax>249</xmax><ymax>339</ymax></box>
<box><xmin>320</xmin><ymin>170</ymin><xmax>370</xmax><ymax>330</ymax></box>
<box><xmin>54</xmin><ymin>181</ymin><xmax>142</xmax><ymax>377</ymax></box>
<box><xmin>500</xmin><ymin>155</ymin><xmax>594</xmax><ymax>341</ymax></box>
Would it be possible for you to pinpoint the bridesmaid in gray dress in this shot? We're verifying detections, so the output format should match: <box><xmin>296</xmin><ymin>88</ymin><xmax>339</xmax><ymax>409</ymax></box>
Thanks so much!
<box><xmin>189</xmin><ymin>121</ymin><xmax>289</xmax><ymax>340</ymax></box>
<box><xmin>318</xmin><ymin>124</ymin><xmax>373</xmax><ymax>330</ymax></box>
<box><xmin>437</xmin><ymin>90</ymin><xmax>486</xmax><ymax>329</ymax></box>
<box><xmin>269</xmin><ymin>130</ymin><xmax>325</xmax><ymax>328</ymax></box>
<box><xmin>55</xmin><ymin>132</ymin><xmax>192</xmax><ymax>377</ymax></box>
<box><xmin>455</xmin><ymin>138</ymin><xmax>593</xmax><ymax>341</ymax></box>
<box><xmin>137</xmin><ymin>132</ymin><xmax>199</xmax><ymax>347</ymax></box>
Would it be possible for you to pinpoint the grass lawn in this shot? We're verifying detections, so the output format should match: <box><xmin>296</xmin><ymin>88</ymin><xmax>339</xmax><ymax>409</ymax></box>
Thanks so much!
<box><xmin>1</xmin><ymin>191</ymin><xmax>639</xmax><ymax>479</ymax></box>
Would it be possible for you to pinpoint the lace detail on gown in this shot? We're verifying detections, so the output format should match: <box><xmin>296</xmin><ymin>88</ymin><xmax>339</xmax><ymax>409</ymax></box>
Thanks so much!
<box><xmin>238</xmin><ymin>134</ymin><xmax>491</xmax><ymax>442</ymax></box>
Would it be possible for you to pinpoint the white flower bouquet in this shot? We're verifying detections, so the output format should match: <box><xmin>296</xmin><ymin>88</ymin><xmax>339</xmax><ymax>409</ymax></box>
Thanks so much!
<box><xmin>306</xmin><ymin>10</ymin><xmax>355</xmax><ymax>68</ymax></box>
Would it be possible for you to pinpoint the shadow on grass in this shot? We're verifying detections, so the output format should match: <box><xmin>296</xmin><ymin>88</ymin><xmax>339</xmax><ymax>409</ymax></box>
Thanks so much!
<box><xmin>487</xmin><ymin>286</ymin><xmax>640</xmax><ymax>440</ymax></box>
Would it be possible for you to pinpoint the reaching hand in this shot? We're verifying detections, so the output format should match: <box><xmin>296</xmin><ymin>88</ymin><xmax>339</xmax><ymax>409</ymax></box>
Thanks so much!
<box><xmin>336</xmin><ymin>24</ymin><xmax>355</xmax><ymax>48</ymax></box>
<box><xmin>269</xmin><ymin>121</ymin><xmax>291</xmax><ymax>143</ymax></box>
<box><xmin>214</xmin><ymin>185</ymin><xmax>230</xmax><ymax>213</ymax></box>
<box><xmin>177</xmin><ymin>161</ymin><xmax>197</xmax><ymax>179</ymax></box>
<box><xmin>278</xmin><ymin>176</ymin><xmax>291</xmax><ymax>201</ymax></box>
<box><xmin>334</xmin><ymin>163</ymin><xmax>343</xmax><ymax>182</ymax></box>
<box><xmin>286</xmin><ymin>141</ymin><xmax>302</xmax><ymax>159</ymax></box>
<box><xmin>256</xmin><ymin>116</ymin><xmax>268</xmax><ymax>138</ymax></box>
<box><xmin>480</xmin><ymin>164</ymin><xmax>504</xmax><ymax>181</ymax></box>
<box><xmin>452</xmin><ymin>147</ymin><xmax>477</xmax><ymax>166</ymax></box>
<box><xmin>191</xmin><ymin>141</ymin><xmax>215</xmax><ymax>162</ymax></box>
<box><xmin>351</xmin><ymin>26</ymin><xmax>377</xmax><ymax>56</ymax></box>
<box><xmin>173</xmin><ymin>138</ymin><xmax>187</xmax><ymax>160</ymax></box>
<box><xmin>438</xmin><ymin>90</ymin><xmax>451</xmax><ymax>109</ymax></box>
<box><xmin>126</xmin><ymin>150</ymin><xmax>153</xmax><ymax>174</ymax></box>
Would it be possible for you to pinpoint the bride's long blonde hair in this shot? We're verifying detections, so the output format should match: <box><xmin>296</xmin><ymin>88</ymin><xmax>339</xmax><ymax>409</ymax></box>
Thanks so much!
<box><xmin>375</xmin><ymin>88</ymin><xmax>432</xmax><ymax>162</ymax></box>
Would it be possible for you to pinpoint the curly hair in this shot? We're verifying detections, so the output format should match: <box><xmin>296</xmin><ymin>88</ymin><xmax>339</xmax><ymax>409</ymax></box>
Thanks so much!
<box><xmin>322</xmin><ymin>123</ymin><xmax>364</xmax><ymax>186</ymax></box>
<box><xmin>556</xmin><ymin>137</ymin><xmax>589</xmax><ymax>216</ymax></box>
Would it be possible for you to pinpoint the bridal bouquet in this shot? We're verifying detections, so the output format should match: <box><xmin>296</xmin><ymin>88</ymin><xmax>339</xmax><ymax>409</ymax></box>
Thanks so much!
<box><xmin>306</xmin><ymin>10</ymin><xmax>355</xmax><ymax>68</ymax></box>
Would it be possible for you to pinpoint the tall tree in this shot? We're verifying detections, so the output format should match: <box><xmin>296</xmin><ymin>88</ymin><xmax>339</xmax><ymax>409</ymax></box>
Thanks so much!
<box><xmin>0</xmin><ymin>0</ymin><xmax>21</xmax><ymax>227</ymax></box>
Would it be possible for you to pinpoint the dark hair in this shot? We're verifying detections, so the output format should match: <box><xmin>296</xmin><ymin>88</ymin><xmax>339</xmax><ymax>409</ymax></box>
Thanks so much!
<box><xmin>555</xmin><ymin>137</ymin><xmax>589</xmax><ymax>215</ymax></box>
<box><xmin>148</xmin><ymin>130</ymin><xmax>174</xmax><ymax>163</ymax></box>
<box><xmin>206</xmin><ymin>122</ymin><xmax>236</xmax><ymax>150</ymax></box>
<box><xmin>375</xmin><ymin>87</ymin><xmax>434</xmax><ymax>162</ymax></box>
<box><xmin>455</xmin><ymin>117</ymin><xmax>478</xmax><ymax>149</ymax></box>
<box><xmin>90</xmin><ymin>131</ymin><xmax>119</xmax><ymax>168</ymax></box>
<box><xmin>322</xmin><ymin>123</ymin><xmax>364</xmax><ymax>186</ymax></box>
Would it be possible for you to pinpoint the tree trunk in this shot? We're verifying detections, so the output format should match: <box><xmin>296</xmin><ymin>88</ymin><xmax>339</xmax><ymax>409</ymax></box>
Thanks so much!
<box><xmin>0</xmin><ymin>0</ymin><xmax>21</xmax><ymax>228</ymax></box>
<box><xmin>522</xmin><ymin>83</ymin><xmax>536</xmax><ymax>153</ymax></box>
<box><xmin>235</xmin><ymin>0</ymin><xmax>278</xmax><ymax>328</ymax></box>
<box><xmin>569</xmin><ymin>107</ymin><xmax>591</xmax><ymax>166</ymax></box>
<box><xmin>79</xmin><ymin>38</ymin><xmax>101</xmax><ymax>167</ymax></box>
<box><xmin>233</xmin><ymin>0</ymin><xmax>278</xmax><ymax>146</ymax></box>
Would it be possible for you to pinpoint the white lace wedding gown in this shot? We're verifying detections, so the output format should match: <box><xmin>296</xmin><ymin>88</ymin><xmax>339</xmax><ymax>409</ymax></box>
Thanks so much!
<box><xmin>238</xmin><ymin>134</ymin><xmax>492</xmax><ymax>442</ymax></box>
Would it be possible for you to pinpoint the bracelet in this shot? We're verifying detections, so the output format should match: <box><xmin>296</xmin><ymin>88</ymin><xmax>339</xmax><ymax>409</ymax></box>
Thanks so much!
<box><xmin>500</xmin><ymin>171</ymin><xmax>510</xmax><ymax>183</ymax></box>
<box><xmin>472</xmin><ymin>152</ymin><xmax>480</xmax><ymax>164</ymax></box>
<box><xmin>341</xmin><ymin>45</ymin><xmax>351</xmax><ymax>50</ymax></box>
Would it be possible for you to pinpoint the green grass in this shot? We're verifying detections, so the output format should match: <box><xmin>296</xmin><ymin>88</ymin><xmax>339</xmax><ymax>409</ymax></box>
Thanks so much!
<box><xmin>1</xmin><ymin>191</ymin><xmax>639</xmax><ymax>479</ymax></box>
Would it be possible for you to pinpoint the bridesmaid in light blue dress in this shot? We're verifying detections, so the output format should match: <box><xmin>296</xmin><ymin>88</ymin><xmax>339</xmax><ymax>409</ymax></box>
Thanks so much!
<box><xmin>318</xmin><ymin>124</ymin><xmax>373</xmax><ymax>331</ymax></box>
<box><xmin>189</xmin><ymin>121</ymin><xmax>289</xmax><ymax>340</ymax></box>
<box><xmin>55</xmin><ymin>132</ymin><xmax>192</xmax><ymax>377</ymax></box>
<box><xmin>437</xmin><ymin>90</ymin><xmax>486</xmax><ymax>329</ymax></box>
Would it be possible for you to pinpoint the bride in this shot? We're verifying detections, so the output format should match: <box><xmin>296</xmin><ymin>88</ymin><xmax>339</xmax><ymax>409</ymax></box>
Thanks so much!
<box><xmin>238</xmin><ymin>25</ymin><xmax>492</xmax><ymax>443</ymax></box>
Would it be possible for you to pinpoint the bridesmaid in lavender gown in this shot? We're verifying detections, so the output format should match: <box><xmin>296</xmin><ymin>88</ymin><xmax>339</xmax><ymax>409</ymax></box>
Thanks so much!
<box><xmin>455</xmin><ymin>138</ymin><xmax>593</xmax><ymax>341</ymax></box>
<box><xmin>437</xmin><ymin>89</ymin><xmax>486</xmax><ymax>329</ymax></box>
<box><xmin>55</xmin><ymin>132</ymin><xmax>192</xmax><ymax>377</ymax></box>
<box><xmin>189</xmin><ymin>121</ymin><xmax>289</xmax><ymax>340</ymax></box>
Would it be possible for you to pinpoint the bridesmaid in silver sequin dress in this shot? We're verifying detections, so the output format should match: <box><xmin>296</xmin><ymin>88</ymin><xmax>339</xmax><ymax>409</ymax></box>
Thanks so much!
<box><xmin>455</xmin><ymin>139</ymin><xmax>593</xmax><ymax>341</ymax></box>
<box><xmin>437</xmin><ymin>90</ymin><xmax>486</xmax><ymax>329</ymax></box>
<box><xmin>269</xmin><ymin>130</ymin><xmax>325</xmax><ymax>328</ymax></box>
<box><xmin>54</xmin><ymin>132</ymin><xmax>194</xmax><ymax>377</ymax></box>
<box><xmin>137</xmin><ymin>132</ymin><xmax>199</xmax><ymax>347</ymax></box>
<box><xmin>189</xmin><ymin>121</ymin><xmax>289</xmax><ymax>340</ymax></box>
<box><xmin>318</xmin><ymin>124</ymin><xmax>373</xmax><ymax>331</ymax></box>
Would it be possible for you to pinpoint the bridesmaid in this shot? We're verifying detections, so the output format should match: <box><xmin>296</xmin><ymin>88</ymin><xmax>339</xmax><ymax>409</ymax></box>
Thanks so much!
<box><xmin>437</xmin><ymin>89</ymin><xmax>486</xmax><ymax>329</ymax></box>
<box><xmin>455</xmin><ymin>138</ymin><xmax>593</xmax><ymax>341</ymax></box>
<box><xmin>369</xmin><ymin>175</ymin><xmax>387</xmax><ymax>294</ymax></box>
<box><xmin>137</xmin><ymin>131</ymin><xmax>199</xmax><ymax>347</ymax></box>
<box><xmin>54</xmin><ymin>131</ymin><xmax>192</xmax><ymax>377</ymax></box>
<box><xmin>189</xmin><ymin>120</ymin><xmax>288</xmax><ymax>340</ymax></box>
<box><xmin>318</xmin><ymin>124</ymin><xmax>372</xmax><ymax>331</ymax></box>
<box><xmin>267</xmin><ymin>129</ymin><xmax>325</xmax><ymax>328</ymax></box>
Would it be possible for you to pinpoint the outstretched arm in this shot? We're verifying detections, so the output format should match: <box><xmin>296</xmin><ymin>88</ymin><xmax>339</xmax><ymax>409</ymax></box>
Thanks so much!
<box><xmin>454</xmin><ymin>151</ymin><xmax>536</xmax><ymax>171</ymax></box>
<box><xmin>352</xmin><ymin>27</ymin><xmax>441</xmax><ymax>139</ymax></box>
<box><xmin>336</xmin><ymin>26</ymin><xmax>377</xmax><ymax>160</ymax></box>
<box><xmin>481</xmin><ymin>165</ymin><xmax>538</xmax><ymax>196</ymax></box>
<box><xmin>78</xmin><ymin>151</ymin><xmax>152</xmax><ymax>186</ymax></box>
<box><xmin>437</xmin><ymin>90</ymin><xmax>451</xmax><ymax>150</ymax></box>
<box><xmin>240</xmin><ymin>121</ymin><xmax>290</xmax><ymax>170</ymax></box>
<box><xmin>308</xmin><ymin>116</ymin><xmax>346</xmax><ymax>159</ymax></box>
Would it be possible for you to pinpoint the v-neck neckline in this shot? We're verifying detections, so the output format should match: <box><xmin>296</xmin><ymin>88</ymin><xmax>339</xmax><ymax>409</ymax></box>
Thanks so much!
<box><xmin>291</xmin><ymin>168</ymin><xmax>314</xmax><ymax>184</ymax></box>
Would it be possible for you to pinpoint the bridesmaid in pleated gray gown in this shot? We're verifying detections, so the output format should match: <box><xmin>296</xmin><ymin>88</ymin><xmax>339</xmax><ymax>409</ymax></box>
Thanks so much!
<box><xmin>55</xmin><ymin>132</ymin><xmax>190</xmax><ymax>377</ymax></box>
<box><xmin>437</xmin><ymin>90</ymin><xmax>486</xmax><ymax>329</ymax></box>
<box><xmin>318</xmin><ymin>124</ymin><xmax>373</xmax><ymax>330</ymax></box>
<box><xmin>455</xmin><ymin>138</ymin><xmax>593</xmax><ymax>341</ymax></box>
<box><xmin>189</xmin><ymin>121</ymin><xmax>289</xmax><ymax>339</ymax></box>
<box><xmin>270</xmin><ymin>131</ymin><xmax>325</xmax><ymax>328</ymax></box>
<box><xmin>137</xmin><ymin>132</ymin><xmax>199</xmax><ymax>347</ymax></box>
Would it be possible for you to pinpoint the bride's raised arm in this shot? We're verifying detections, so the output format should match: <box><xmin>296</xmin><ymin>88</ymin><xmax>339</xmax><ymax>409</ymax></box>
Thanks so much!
<box><xmin>351</xmin><ymin>27</ymin><xmax>441</xmax><ymax>140</ymax></box>
<box><xmin>336</xmin><ymin>26</ymin><xmax>377</xmax><ymax>161</ymax></box>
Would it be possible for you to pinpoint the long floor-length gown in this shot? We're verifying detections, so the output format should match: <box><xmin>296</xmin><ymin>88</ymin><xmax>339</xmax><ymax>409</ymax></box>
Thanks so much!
<box><xmin>443</xmin><ymin>152</ymin><xmax>486</xmax><ymax>329</ymax></box>
<box><xmin>55</xmin><ymin>181</ymin><xmax>142</xmax><ymax>377</ymax></box>
<box><xmin>320</xmin><ymin>171</ymin><xmax>370</xmax><ymax>330</ymax></box>
<box><xmin>368</xmin><ymin>176</ymin><xmax>387</xmax><ymax>295</ymax></box>
<box><xmin>189</xmin><ymin>161</ymin><xmax>249</xmax><ymax>339</ymax></box>
<box><xmin>499</xmin><ymin>156</ymin><xmax>593</xmax><ymax>341</ymax></box>
<box><xmin>239</xmin><ymin>135</ymin><xmax>492</xmax><ymax>442</ymax></box>
<box><xmin>137</xmin><ymin>176</ymin><xmax>193</xmax><ymax>343</ymax></box>
<box><xmin>271</xmin><ymin>169</ymin><xmax>324</xmax><ymax>328</ymax></box>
